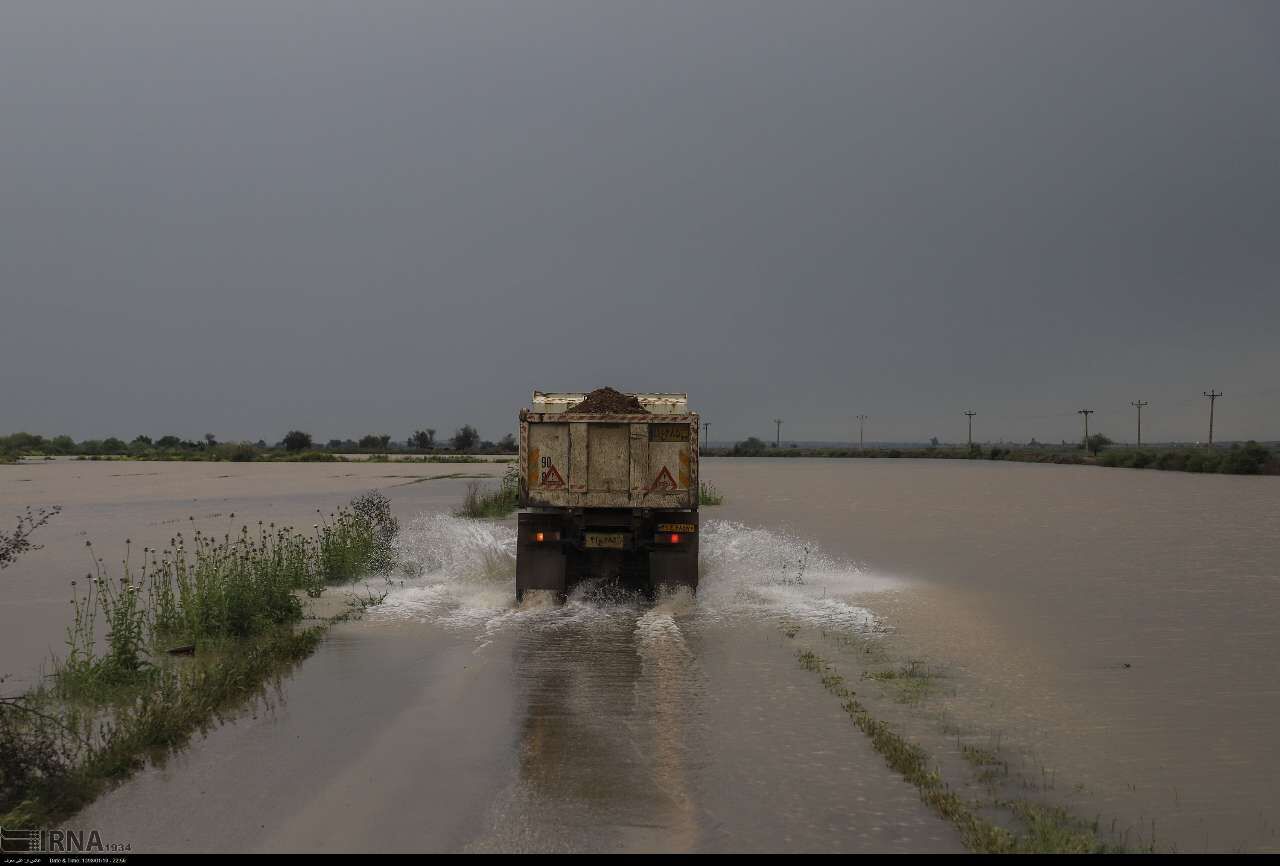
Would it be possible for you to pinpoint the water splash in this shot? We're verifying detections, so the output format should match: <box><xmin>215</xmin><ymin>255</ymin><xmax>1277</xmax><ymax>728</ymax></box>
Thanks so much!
<box><xmin>696</xmin><ymin>519</ymin><xmax>895</xmax><ymax>631</ymax></box>
<box><xmin>371</xmin><ymin>513</ymin><xmax>894</xmax><ymax>636</ymax></box>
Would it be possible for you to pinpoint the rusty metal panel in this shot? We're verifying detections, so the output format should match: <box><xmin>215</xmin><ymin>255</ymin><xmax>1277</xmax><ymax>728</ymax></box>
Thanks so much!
<box><xmin>520</xmin><ymin>405</ymin><xmax>698</xmax><ymax>510</ymax></box>
<box><xmin>629</xmin><ymin>424</ymin><xmax>649</xmax><ymax>498</ymax></box>
<box><xmin>587</xmin><ymin>424</ymin><xmax>629</xmax><ymax>495</ymax></box>
<box><xmin>526</xmin><ymin>421</ymin><xmax>569</xmax><ymax>506</ymax></box>
<box><xmin>568</xmin><ymin>421</ymin><xmax>589</xmax><ymax>496</ymax></box>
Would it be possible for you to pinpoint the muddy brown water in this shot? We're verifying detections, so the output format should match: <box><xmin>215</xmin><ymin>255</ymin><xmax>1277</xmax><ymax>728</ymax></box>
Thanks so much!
<box><xmin>4</xmin><ymin>458</ymin><xmax>1279</xmax><ymax>852</ymax></box>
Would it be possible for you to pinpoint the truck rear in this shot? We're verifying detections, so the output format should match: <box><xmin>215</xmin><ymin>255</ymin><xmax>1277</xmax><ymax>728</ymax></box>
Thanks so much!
<box><xmin>516</xmin><ymin>389</ymin><xmax>700</xmax><ymax>601</ymax></box>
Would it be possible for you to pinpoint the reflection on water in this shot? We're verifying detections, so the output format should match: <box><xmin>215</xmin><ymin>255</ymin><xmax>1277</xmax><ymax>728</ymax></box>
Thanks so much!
<box><xmin>487</xmin><ymin>604</ymin><xmax>704</xmax><ymax>852</ymax></box>
<box><xmin>389</xmin><ymin>514</ymin><xmax>957</xmax><ymax>853</ymax></box>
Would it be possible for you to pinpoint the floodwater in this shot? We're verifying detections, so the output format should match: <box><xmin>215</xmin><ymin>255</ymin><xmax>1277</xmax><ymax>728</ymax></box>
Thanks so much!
<box><xmin>4</xmin><ymin>458</ymin><xmax>1279</xmax><ymax>852</ymax></box>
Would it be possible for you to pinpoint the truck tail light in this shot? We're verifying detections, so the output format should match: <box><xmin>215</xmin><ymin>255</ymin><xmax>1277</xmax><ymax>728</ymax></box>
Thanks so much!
<box><xmin>533</xmin><ymin>530</ymin><xmax>559</xmax><ymax>543</ymax></box>
<box><xmin>669</xmin><ymin>533</ymin><xmax>681</xmax><ymax>544</ymax></box>
<box><xmin>654</xmin><ymin>532</ymin><xmax>682</xmax><ymax>545</ymax></box>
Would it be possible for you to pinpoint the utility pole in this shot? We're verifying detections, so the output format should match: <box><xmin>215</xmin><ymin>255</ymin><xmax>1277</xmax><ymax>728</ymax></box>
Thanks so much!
<box><xmin>856</xmin><ymin>414</ymin><xmax>868</xmax><ymax>452</ymax></box>
<box><xmin>773</xmin><ymin>418</ymin><xmax>782</xmax><ymax>448</ymax></box>
<box><xmin>964</xmin><ymin>411</ymin><xmax>976</xmax><ymax>448</ymax></box>
<box><xmin>1130</xmin><ymin>400</ymin><xmax>1148</xmax><ymax>446</ymax></box>
<box><xmin>1202</xmin><ymin>390</ymin><xmax>1223</xmax><ymax>447</ymax></box>
<box><xmin>1078</xmin><ymin>409</ymin><xmax>1095</xmax><ymax>453</ymax></box>
<box><xmin>703</xmin><ymin>421</ymin><xmax>710</xmax><ymax>450</ymax></box>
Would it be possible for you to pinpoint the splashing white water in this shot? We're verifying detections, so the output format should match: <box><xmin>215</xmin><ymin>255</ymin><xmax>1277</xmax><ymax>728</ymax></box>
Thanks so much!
<box><xmin>370</xmin><ymin>513</ymin><xmax>894</xmax><ymax>636</ymax></box>
<box><xmin>696</xmin><ymin>519</ymin><xmax>894</xmax><ymax>631</ymax></box>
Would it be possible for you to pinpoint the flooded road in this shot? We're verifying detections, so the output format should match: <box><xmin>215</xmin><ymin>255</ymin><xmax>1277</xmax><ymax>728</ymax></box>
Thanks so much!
<box><xmin>69</xmin><ymin>510</ymin><xmax>958</xmax><ymax>852</ymax></box>
<box><xmin>5</xmin><ymin>458</ymin><xmax>1280</xmax><ymax>851</ymax></box>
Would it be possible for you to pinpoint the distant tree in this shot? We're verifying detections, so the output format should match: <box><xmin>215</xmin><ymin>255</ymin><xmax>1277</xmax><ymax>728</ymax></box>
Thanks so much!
<box><xmin>498</xmin><ymin>433</ymin><xmax>517</xmax><ymax>452</ymax></box>
<box><xmin>155</xmin><ymin>435</ymin><xmax>182</xmax><ymax>449</ymax></box>
<box><xmin>49</xmin><ymin>435</ymin><xmax>75</xmax><ymax>454</ymax></box>
<box><xmin>130</xmin><ymin>435</ymin><xmax>153</xmax><ymax>452</ymax></box>
<box><xmin>283</xmin><ymin>430</ymin><xmax>313</xmax><ymax>452</ymax></box>
<box><xmin>358</xmin><ymin>434</ymin><xmax>385</xmax><ymax>450</ymax></box>
<box><xmin>204</xmin><ymin>433</ymin><xmax>217</xmax><ymax>447</ymax></box>
<box><xmin>326</xmin><ymin>439</ymin><xmax>343</xmax><ymax>450</ymax></box>
<box><xmin>930</xmin><ymin>437</ymin><xmax>939</xmax><ymax>448</ymax></box>
<box><xmin>378</xmin><ymin>434</ymin><xmax>391</xmax><ymax>450</ymax></box>
<box><xmin>101</xmin><ymin>437</ymin><xmax>127</xmax><ymax>454</ymax></box>
<box><xmin>410</xmin><ymin>429</ymin><xmax>435</xmax><ymax>451</ymax></box>
<box><xmin>732</xmin><ymin>437</ymin><xmax>767</xmax><ymax>455</ymax></box>
<box><xmin>1086</xmin><ymin>433</ymin><xmax>1112</xmax><ymax>455</ymax></box>
<box><xmin>0</xmin><ymin>433</ymin><xmax>45</xmax><ymax>454</ymax></box>
<box><xmin>451</xmin><ymin>425</ymin><xmax>480</xmax><ymax>452</ymax></box>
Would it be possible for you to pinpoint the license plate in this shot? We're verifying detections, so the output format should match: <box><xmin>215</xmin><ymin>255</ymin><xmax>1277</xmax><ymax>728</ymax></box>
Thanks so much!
<box><xmin>657</xmin><ymin>523</ymin><xmax>697</xmax><ymax>534</ymax></box>
<box><xmin>585</xmin><ymin>532</ymin><xmax>625</xmax><ymax>549</ymax></box>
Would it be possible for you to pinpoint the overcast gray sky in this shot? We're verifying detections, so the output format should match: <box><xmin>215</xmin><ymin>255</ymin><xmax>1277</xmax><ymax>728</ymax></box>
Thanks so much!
<box><xmin>2</xmin><ymin>1</ymin><xmax>1277</xmax><ymax>445</ymax></box>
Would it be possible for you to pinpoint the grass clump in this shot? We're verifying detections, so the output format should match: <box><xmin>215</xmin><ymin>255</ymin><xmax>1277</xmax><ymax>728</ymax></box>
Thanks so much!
<box><xmin>795</xmin><ymin>646</ymin><xmax>1130</xmax><ymax>853</ymax></box>
<box><xmin>456</xmin><ymin>465</ymin><xmax>520</xmax><ymax>519</ymax></box>
<box><xmin>865</xmin><ymin>659</ymin><xmax>937</xmax><ymax>704</ymax></box>
<box><xmin>0</xmin><ymin>491</ymin><xmax>398</xmax><ymax>826</ymax></box>
<box><xmin>2</xmin><ymin>626</ymin><xmax>324</xmax><ymax>827</ymax></box>
<box><xmin>698</xmin><ymin>481</ymin><xmax>724</xmax><ymax>506</ymax></box>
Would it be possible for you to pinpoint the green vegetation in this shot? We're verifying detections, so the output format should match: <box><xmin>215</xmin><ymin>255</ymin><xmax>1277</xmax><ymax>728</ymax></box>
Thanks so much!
<box><xmin>795</xmin><ymin>648</ymin><xmax>1135</xmax><ymax>853</ymax></box>
<box><xmin>0</xmin><ymin>492</ymin><xmax>397</xmax><ymax>827</ymax></box>
<box><xmin>456</xmin><ymin>465</ymin><xmax>521</xmax><ymax>519</ymax></box>
<box><xmin>864</xmin><ymin>658</ymin><xmax>937</xmax><ymax>704</ymax></box>
<box><xmin>1096</xmin><ymin>440</ymin><xmax>1273</xmax><ymax>474</ymax></box>
<box><xmin>711</xmin><ymin>439</ymin><xmax>1279</xmax><ymax>476</ymax></box>
<box><xmin>698</xmin><ymin>481</ymin><xmax>724</xmax><ymax>506</ymax></box>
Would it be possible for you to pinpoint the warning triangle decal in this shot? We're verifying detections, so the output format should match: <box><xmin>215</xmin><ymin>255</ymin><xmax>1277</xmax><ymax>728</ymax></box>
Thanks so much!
<box><xmin>650</xmin><ymin>466</ymin><xmax>678</xmax><ymax>492</ymax></box>
<box><xmin>540</xmin><ymin>465</ymin><xmax>565</xmax><ymax>488</ymax></box>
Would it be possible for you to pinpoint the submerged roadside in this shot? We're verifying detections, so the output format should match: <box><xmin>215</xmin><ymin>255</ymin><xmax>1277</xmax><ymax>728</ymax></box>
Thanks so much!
<box><xmin>0</xmin><ymin>493</ymin><xmax>398</xmax><ymax>828</ymax></box>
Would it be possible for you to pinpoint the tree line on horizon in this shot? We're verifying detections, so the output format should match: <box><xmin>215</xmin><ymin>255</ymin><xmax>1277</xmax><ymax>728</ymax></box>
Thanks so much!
<box><xmin>0</xmin><ymin>426</ymin><xmax>517</xmax><ymax>461</ymax></box>
<box><xmin>713</xmin><ymin>435</ymin><xmax>1276</xmax><ymax>475</ymax></box>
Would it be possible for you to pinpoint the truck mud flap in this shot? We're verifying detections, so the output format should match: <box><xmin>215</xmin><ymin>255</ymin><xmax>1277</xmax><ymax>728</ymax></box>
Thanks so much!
<box><xmin>516</xmin><ymin>513</ymin><xmax>566</xmax><ymax>601</ymax></box>
<box><xmin>649</xmin><ymin>537</ymin><xmax>699</xmax><ymax>594</ymax></box>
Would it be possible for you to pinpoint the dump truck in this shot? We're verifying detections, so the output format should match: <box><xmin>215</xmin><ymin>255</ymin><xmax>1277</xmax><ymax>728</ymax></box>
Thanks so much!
<box><xmin>516</xmin><ymin>389</ymin><xmax>700</xmax><ymax>601</ymax></box>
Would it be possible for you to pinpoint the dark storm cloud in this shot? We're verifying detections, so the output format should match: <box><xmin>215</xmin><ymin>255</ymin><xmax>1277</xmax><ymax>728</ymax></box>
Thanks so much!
<box><xmin>2</xmin><ymin>1</ymin><xmax>1277</xmax><ymax>445</ymax></box>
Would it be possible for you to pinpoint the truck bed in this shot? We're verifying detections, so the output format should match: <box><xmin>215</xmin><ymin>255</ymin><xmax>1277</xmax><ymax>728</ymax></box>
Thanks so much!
<box><xmin>518</xmin><ymin>394</ymin><xmax>699</xmax><ymax>511</ymax></box>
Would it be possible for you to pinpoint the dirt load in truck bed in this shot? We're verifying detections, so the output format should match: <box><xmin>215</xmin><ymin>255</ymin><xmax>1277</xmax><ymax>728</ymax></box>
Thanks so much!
<box><xmin>566</xmin><ymin>387</ymin><xmax>649</xmax><ymax>414</ymax></box>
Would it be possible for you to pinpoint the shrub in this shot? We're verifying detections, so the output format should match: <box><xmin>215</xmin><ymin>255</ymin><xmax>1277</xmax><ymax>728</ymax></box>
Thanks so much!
<box><xmin>456</xmin><ymin>466</ymin><xmax>520</xmax><ymax>519</ymax></box>
<box><xmin>699</xmin><ymin>482</ymin><xmax>724</xmax><ymax>505</ymax></box>
<box><xmin>1</xmin><ymin>507</ymin><xmax>61</xmax><ymax>570</ymax></box>
<box><xmin>349</xmin><ymin>491</ymin><xmax>398</xmax><ymax>573</ymax></box>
